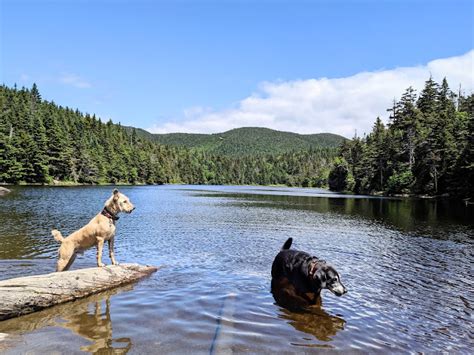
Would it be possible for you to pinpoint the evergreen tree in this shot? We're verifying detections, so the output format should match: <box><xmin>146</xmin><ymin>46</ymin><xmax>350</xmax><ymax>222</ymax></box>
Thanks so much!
<box><xmin>328</xmin><ymin>157</ymin><xmax>351</xmax><ymax>191</ymax></box>
<box><xmin>330</xmin><ymin>78</ymin><xmax>473</xmax><ymax>198</ymax></box>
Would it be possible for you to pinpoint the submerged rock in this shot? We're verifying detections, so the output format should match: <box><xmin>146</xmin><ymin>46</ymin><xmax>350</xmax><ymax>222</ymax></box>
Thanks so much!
<box><xmin>0</xmin><ymin>187</ymin><xmax>11</xmax><ymax>196</ymax></box>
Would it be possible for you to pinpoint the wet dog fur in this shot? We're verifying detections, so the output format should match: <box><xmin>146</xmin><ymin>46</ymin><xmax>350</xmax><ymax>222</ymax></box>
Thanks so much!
<box><xmin>271</xmin><ymin>238</ymin><xmax>347</xmax><ymax>310</ymax></box>
<box><xmin>52</xmin><ymin>189</ymin><xmax>135</xmax><ymax>272</ymax></box>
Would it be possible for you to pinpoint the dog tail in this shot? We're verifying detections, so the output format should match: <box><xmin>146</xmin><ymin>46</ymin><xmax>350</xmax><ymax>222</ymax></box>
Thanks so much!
<box><xmin>52</xmin><ymin>229</ymin><xmax>64</xmax><ymax>243</ymax></box>
<box><xmin>281</xmin><ymin>237</ymin><xmax>293</xmax><ymax>250</ymax></box>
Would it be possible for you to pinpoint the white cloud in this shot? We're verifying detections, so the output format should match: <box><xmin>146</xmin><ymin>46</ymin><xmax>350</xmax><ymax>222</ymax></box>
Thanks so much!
<box><xmin>148</xmin><ymin>50</ymin><xmax>474</xmax><ymax>137</ymax></box>
<box><xmin>59</xmin><ymin>73</ymin><xmax>92</xmax><ymax>89</ymax></box>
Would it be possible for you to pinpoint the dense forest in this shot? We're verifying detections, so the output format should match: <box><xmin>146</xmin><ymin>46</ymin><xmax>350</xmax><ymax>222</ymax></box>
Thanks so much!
<box><xmin>140</xmin><ymin>127</ymin><xmax>345</xmax><ymax>156</ymax></box>
<box><xmin>1</xmin><ymin>79</ymin><xmax>472</xmax><ymax>198</ymax></box>
<box><xmin>328</xmin><ymin>77</ymin><xmax>473</xmax><ymax>198</ymax></box>
<box><xmin>0</xmin><ymin>84</ymin><xmax>335</xmax><ymax>186</ymax></box>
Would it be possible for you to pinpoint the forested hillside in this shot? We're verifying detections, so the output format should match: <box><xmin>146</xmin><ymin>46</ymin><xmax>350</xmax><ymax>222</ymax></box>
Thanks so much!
<box><xmin>328</xmin><ymin>77</ymin><xmax>473</xmax><ymax>198</ymax></box>
<box><xmin>2</xmin><ymin>79</ymin><xmax>471</xmax><ymax>197</ymax></box>
<box><xmin>0</xmin><ymin>84</ymin><xmax>335</xmax><ymax>186</ymax></box>
<box><xmin>146</xmin><ymin>127</ymin><xmax>345</xmax><ymax>156</ymax></box>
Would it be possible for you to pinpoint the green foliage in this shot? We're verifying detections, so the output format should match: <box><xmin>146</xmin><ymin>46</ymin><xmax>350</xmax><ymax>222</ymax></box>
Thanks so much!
<box><xmin>137</xmin><ymin>126</ymin><xmax>346</xmax><ymax>156</ymax></box>
<box><xmin>386</xmin><ymin>170</ymin><xmax>414</xmax><ymax>194</ymax></box>
<box><xmin>329</xmin><ymin>77</ymin><xmax>473</xmax><ymax>198</ymax></box>
<box><xmin>328</xmin><ymin>157</ymin><xmax>350</xmax><ymax>191</ymax></box>
<box><xmin>0</xmin><ymin>84</ymin><xmax>337</xmax><ymax>187</ymax></box>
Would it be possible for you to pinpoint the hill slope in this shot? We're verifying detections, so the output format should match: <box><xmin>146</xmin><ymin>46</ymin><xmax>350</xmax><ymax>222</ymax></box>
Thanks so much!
<box><xmin>0</xmin><ymin>85</ymin><xmax>336</xmax><ymax>186</ymax></box>
<box><xmin>140</xmin><ymin>127</ymin><xmax>345</xmax><ymax>156</ymax></box>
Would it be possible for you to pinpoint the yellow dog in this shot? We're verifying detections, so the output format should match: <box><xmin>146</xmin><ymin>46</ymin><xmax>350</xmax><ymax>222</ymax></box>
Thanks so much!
<box><xmin>52</xmin><ymin>189</ymin><xmax>135</xmax><ymax>271</ymax></box>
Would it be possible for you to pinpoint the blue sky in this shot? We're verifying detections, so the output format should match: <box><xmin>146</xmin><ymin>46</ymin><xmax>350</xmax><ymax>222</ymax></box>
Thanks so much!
<box><xmin>1</xmin><ymin>0</ymin><xmax>473</xmax><ymax>136</ymax></box>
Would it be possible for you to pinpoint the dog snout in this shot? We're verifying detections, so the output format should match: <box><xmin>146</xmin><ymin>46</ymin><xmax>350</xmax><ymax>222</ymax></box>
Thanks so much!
<box><xmin>340</xmin><ymin>285</ymin><xmax>347</xmax><ymax>296</ymax></box>
<box><xmin>330</xmin><ymin>282</ymin><xmax>347</xmax><ymax>297</ymax></box>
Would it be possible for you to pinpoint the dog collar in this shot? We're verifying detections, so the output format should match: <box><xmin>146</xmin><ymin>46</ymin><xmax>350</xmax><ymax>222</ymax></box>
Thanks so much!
<box><xmin>101</xmin><ymin>207</ymin><xmax>119</xmax><ymax>221</ymax></box>
<box><xmin>309</xmin><ymin>262</ymin><xmax>318</xmax><ymax>278</ymax></box>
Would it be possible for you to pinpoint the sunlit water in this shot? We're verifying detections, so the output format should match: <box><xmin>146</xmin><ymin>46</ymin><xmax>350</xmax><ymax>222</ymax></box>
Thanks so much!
<box><xmin>0</xmin><ymin>185</ymin><xmax>473</xmax><ymax>353</ymax></box>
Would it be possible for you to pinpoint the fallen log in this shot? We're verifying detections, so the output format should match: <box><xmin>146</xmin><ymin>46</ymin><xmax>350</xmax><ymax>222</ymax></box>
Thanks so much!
<box><xmin>0</xmin><ymin>263</ymin><xmax>158</xmax><ymax>321</ymax></box>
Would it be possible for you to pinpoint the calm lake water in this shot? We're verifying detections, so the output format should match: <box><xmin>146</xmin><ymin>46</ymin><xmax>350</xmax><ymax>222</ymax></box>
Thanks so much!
<box><xmin>0</xmin><ymin>185</ymin><xmax>473</xmax><ymax>353</ymax></box>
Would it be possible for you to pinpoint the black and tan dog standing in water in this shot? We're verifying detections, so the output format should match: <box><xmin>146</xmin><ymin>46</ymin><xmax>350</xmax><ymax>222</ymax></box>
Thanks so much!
<box><xmin>271</xmin><ymin>238</ymin><xmax>347</xmax><ymax>310</ymax></box>
<box><xmin>52</xmin><ymin>189</ymin><xmax>135</xmax><ymax>272</ymax></box>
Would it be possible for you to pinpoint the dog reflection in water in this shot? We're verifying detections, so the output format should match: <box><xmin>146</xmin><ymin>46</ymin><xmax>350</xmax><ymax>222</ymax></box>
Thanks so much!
<box><xmin>61</xmin><ymin>292</ymin><xmax>132</xmax><ymax>354</ymax></box>
<box><xmin>0</xmin><ymin>287</ymin><xmax>132</xmax><ymax>353</ymax></box>
<box><xmin>279</xmin><ymin>307</ymin><xmax>345</xmax><ymax>342</ymax></box>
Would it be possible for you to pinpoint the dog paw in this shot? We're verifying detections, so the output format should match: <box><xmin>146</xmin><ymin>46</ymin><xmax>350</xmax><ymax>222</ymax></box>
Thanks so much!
<box><xmin>98</xmin><ymin>263</ymin><xmax>106</xmax><ymax>267</ymax></box>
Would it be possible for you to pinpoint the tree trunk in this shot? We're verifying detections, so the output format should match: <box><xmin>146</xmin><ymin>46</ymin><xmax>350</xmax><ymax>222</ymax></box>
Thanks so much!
<box><xmin>0</xmin><ymin>263</ymin><xmax>158</xmax><ymax>321</ymax></box>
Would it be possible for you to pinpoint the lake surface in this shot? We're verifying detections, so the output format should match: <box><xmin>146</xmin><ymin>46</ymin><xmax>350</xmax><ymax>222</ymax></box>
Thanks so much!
<box><xmin>0</xmin><ymin>185</ymin><xmax>473</xmax><ymax>353</ymax></box>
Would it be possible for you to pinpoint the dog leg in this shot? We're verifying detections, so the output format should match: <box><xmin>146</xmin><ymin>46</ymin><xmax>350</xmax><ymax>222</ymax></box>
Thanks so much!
<box><xmin>57</xmin><ymin>253</ymin><xmax>76</xmax><ymax>272</ymax></box>
<box><xmin>108</xmin><ymin>238</ymin><xmax>118</xmax><ymax>265</ymax></box>
<box><xmin>57</xmin><ymin>258</ymin><xmax>69</xmax><ymax>272</ymax></box>
<box><xmin>283</xmin><ymin>288</ymin><xmax>311</xmax><ymax>308</ymax></box>
<box><xmin>63</xmin><ymin>253</ymin><xmax>77</xmax><ymax>271</ymax></box>
<box><xmin>57</xmin><ymin>243</ymin><xmax>75</xmax><ymax>272</ymax></box>
<box><xmin>96</xmin><ymin>238</ymin><xmax>106</xmax><ymax>267</ymax></box>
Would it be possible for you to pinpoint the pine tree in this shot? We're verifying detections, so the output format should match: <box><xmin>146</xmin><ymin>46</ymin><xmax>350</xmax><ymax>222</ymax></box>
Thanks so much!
<box><xmin>328</xmin><ymin>157</ymin><xmax>351</xmax><ymax>191</ymax></box>
<box><xmin>413</xmin><ymin>79</ymin><xmax>440</xmax><ymax>194</ymax></box>
<box><xmin>389</xmin><ymin>87</ymin><xmax>420</xmax><ymax>172</ymax></box>
<box><xmin>365</xmin><ymin>117</ymin><xmax>388</xmax><ymax>191</ymax></box>
<box><xmin>30</xmin><ymin>113</ymin><xmax>50</xmax><ymax>182</ymax></box>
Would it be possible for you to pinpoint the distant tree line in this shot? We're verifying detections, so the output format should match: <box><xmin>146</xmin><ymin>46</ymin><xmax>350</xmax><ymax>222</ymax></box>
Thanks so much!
<box><xmin>328</xmin><ymin>77</ymin><xmax>473</xmax><ymax>198</ymax></box>
<box><xmin>146</xmin><ymin>127</ymin><xmax>344</xmax><ymax>156</ymax></box>
<box><xmin>0</xmin><ymin>84</ymin><xmax>335</xmax><ymax>186</ymax></box>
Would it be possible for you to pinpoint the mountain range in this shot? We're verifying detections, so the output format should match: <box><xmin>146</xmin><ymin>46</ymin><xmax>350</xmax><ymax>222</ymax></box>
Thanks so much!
<box><xmin>127</xmin><ymin>126</ymin><xmax>346</xmax><ymax>156</ymax></box>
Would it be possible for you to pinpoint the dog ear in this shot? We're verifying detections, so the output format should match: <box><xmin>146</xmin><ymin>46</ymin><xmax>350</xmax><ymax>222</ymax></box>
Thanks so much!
<box><xmin>309</xmin><ymin>262</ymin><xmax>318</xmax><ymax>278</ymax></box>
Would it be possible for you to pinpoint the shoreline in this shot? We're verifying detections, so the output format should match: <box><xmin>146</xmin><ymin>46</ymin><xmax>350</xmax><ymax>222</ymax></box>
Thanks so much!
<box><xmin>0</xmin><ymin>182</ymin><xmax>470</xmax><ymax>201</ymax></box>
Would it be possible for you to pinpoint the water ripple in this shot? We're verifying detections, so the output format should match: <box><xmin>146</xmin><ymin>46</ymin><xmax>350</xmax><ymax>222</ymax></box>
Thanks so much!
<box><xmin>0</xmin><ymin>185</ymin><xmax>472</xmax><ymax>352</ymax></box>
